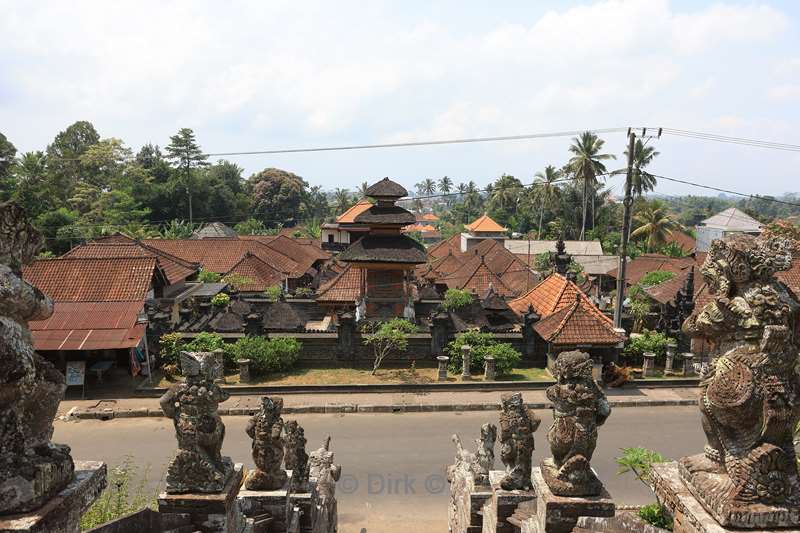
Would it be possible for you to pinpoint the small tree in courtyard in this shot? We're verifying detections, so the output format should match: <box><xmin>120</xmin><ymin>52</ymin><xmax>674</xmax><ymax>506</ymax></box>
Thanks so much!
<box><xmin>362</xmin><ymin>318</ymin><xmax>417</xmax><ymax>375</ymax></box>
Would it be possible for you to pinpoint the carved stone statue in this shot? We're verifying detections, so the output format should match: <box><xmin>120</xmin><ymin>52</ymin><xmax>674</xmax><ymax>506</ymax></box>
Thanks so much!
<box><xmin>245</xmin><ymin>396</ymin><xmax>288</xmax><ymax>490</ymax></box>
<box><xmin>160</xmin><ymin>350</ymin><xmax>233</xmax><ymax>493</ymax></box>
<box><xmin>541</xmin><ymin>351</ymin><xmax>611</xmax><ymax>496</ymax></box>
<box><xmin>680</xmin><ymin>235</ymin><xmax>800</xmax><ymax>528</ymax></box>
<box><xmin>448</xmin><ymin>423</ymin><xmax>497</xmax><ymax>487</ymax></box>
<box><xmin>499</xmin><ymin>392</ymin><xmax>541</xmax><ymax>490</ymax></box>
<box><xmin>284</xmin><ymin>420</ymin><xmax>309</xmax><ymax>484</ymax></box>
<box><xmin>0</xmin><ymin>202</ymin><xmax>74</xmax><ymax>514</ymax></box>
<box><xmin>308</xmin><ymin>437</ymin><xmax>341</xmax><ymax>533</ymax></box>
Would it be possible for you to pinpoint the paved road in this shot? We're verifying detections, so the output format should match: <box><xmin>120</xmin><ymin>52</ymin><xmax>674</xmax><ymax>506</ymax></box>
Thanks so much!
<box><xmin>54</xmin><ymin>406</ymin><xmax>704</xmax><ymax>533</ymax></box>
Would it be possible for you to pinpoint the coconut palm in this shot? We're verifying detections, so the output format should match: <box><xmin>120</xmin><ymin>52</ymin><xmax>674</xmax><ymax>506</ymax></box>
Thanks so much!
<box><xmin>620</xmin><ymin>139</ymin><xmax>660</xmax><ymax>196</ymax></box>
<box><xmin>631</xmin><ymin>202</ymin><xmax>684</xmax><ymax>252</ymax></box>
<box><xmin>567</xmin><ymin>131</ymin><xmax>615</xmax><ymax>240</ymax></box>
<box><xmin>358</xmin><ymin>181</ymin><xmax>369</xmax><ymax>198</ymax></box>
<box><xmin>489</xmin><ymin>174</ymin><xmax>523</xmax><ymax>213</ymax></box>
<box><xmin>333</xmin><ymin>188</ymin><xmax>353</xmax><ymax>215</ymax></box>
<box><xmin>533</xmin><ymin>165</ymin><xmax>562</xmax><ymax>237</ymax></box>
<box><xmin>416</xmin><ymin>178</ymin><xmax>437</xmax><ymax>196</ymax></box>
<box><xmin>438</xmin><ymin>176</ymin><xmax>452</xmax><ymax>194</ymax></box>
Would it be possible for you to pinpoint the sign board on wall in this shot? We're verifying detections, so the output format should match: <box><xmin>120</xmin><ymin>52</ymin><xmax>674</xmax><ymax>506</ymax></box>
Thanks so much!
<box><xmin>65</xmin><ymin>360</ymin><xmax>85</xmax><ymax>386</ymax></box>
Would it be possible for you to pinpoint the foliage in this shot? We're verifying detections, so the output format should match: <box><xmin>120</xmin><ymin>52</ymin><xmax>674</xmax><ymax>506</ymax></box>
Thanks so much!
<box><xmin>158</xmin><ymin>332</ymin><xmax>184</xmax><ymax>367</ymax></box>
<box><xmin>567</xmin><ymin>131</ymin><xmax>615</xmax><ymax>239</ymax></box>
<box><xmin>80</xmin><ymin>458</ymin><xmax>157</xmax><ymax>531</ymax></box>
<box><xmin>158</xmin><ymin>219</ymin><xmax>196</xmax><ymax>239</ymax></box>
<box><xmin>251</xmin><ymin>167</ymin><xmax>308</xmax><ymax>226</ymax></box>
<box><xmin>658</xmin><ymin>241</ymin><xmax>689</xmax><ymax>258</ymax></box>
<box><xmin>362</xmin><ymin>318</ymin><xmax>417</xmax><ymax>375</ymax></box>
<box><xmin>631</xmin><ymin>200</ymin><xmax>684</xmax><ymax>252</ymax></box>
<box><xmin>624</xmin><ymin>329</ymin><xmax>675</xmax><ymax>362</ymax></box>
<box><xmin>183</xmin><ymin>332</ymin><xmax>230</xmax><ymax>367</ymax></box>
<box><xmin>638</xmin><ymin>503</ymin><xmax>673</xmax><ymax>530</ymax></box>
<box><xmin>211</xmin><ymin>293</ymin><xmax>230</xmax><ymax>307</ymax></box>
<box><xmin>234</xmin><ymin>217</ymin><xmax>269</xmax><ymax>235</ymax></box>
<box><xmin>616</xmin><ymin>447</ymin><xmax>666</xmax><ymax>488</ymax></box>
<box><xmin>229</xmin><ymin>336</ymin><xmax>300</xmax><ymax>376</ymax></box>
<box><xmin>264</xmin><ymin>285</ymin><xmax>282</xmax><ymax>302</ymax></box>
<box><xmin>445</xmin><ymin>330</ymin><xmax>521</xmax><ymax>375</ymax></box>
<box><xmin>294</xmin><ymin>287</ymin><xmax>313</xmax><ymax>298</ymax></box>
<box><xmin>198</xmin><ymin>269</ymin><xmax>222</xmax><ymax>283</ymax></box>
<box><xmin>442</xmin><ymin>288</ymin><xmax>474</xmax><ymax>311</ymax></box>
<box><xmin>638</xmin><ymin>270</ymin><xmax>675</xmax><ymax>287</ymax></box>
<box><xmin>36</xmin><ymin>250</ymin><xmax>55</xmax><ymax>259</ymax></box>
<box><xmin>221</xmin><ymin>273</ymin><xmax>254</xmax><ymax>291</ymax></box>
<box><xmin>533</xmin><ymin>252</ymin><xmax>552</xmax><ymax>272</ymax></box>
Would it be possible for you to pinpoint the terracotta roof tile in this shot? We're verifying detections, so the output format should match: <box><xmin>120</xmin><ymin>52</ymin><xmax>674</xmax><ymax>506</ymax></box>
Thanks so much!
<box><xmin>23</xmin><ymin>257</ymin><xmax>158</xmax><ymax>302</ymax></box>
<box><xmin>439</xmin><ymin>257</ymin><xmax>516</xmax><ymax>297</ymax></box>
<box><xmin>316</xmin><ymin>263</ymin><xmax>361</xmax><ymax>303</ymax></box>
<box><xmin>336</xmin><ymin>199</ymin><xmax>373</xmax><ymax>224</ymax></box>
<box><xmin>777</xmin><ymin>257</ymin><xmax>800</xmax><ymax>300</ymax></box>
<box><xmin>606</xmin><ymin>254</ymin><xmax>695</xmax><ymax>285</ymax></box>
<box><xmin>64</xmin><ymin>241</ymin><xmax>198</xmax><ymax>284</ymax></box>
<box><xmin>427</xmin><ymin>234</ymin><xmax>461</xmax><ymax>259</ymax></box>
<box><xmin>509</xmin><ymin>273</ymin><xmax>580</xmax><ymax>317</ymax></box>
<box><xmin>225</xmin><ymin>253</ymin><xmax>285</xmax><ymax>292</ymax></box>
<box><xmin>534</xmin><ymin>298</ymin><xmax>623</xmax><ymax>346</ymax></box>
<box><xmin>466</xmin><ymin>214</ymin><xmax>506</xmax><ymax>233</ymax></box>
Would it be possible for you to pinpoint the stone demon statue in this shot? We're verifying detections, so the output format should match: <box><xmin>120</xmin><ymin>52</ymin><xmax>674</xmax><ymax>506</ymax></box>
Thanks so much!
<box><xmin>0</xmin><ymin>202</ymin><xmax>74</xmax><ymax>514</ymax></box>
<box><xmin>448</xmin><ymin>423</ymin><xmax>497</xmax><ymax>487</ymax></box>
<box><xmin>284</xmin><ymin>419</ymin><xmax>310</xmax><ymax>485</ymax></box>
<box><xmin>308</xmin><ymin>437</ymin><xmax>341</xmax><ymax>533</ymax></box>
<box><xmin>245</xmin><ymin>396</ymin><xmax>288</xmax><ymax>490</ymax></box>
<box><xmin>541</xmin><ymin>351</ymin><xmax>610</xmax><ymax>496</ymax></box>
<box><xmin>499</xmin><ymin>392</ymin><xmax>541</xmax><ymax>490</ymax></box>
<box><xmin>680</xmin><ymin>235</ymin><xmax>800</xmax><ymax>528</ymax></box>
<box><xmin>160</xmin><ymin>350</ymin><xmax>233</xmax><ymax>493</ymax></box>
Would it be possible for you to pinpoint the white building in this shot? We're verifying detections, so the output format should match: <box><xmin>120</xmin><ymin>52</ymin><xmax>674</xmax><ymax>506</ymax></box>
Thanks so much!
<box><xmin>695</xmin><ymin>207</ymin><xmax>762</xmax><ymax>252</ymax></box>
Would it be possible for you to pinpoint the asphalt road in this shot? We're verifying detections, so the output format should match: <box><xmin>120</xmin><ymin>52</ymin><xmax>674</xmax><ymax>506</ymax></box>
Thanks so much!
<box><xmin>54</xmin><ymin>406</ymin><xmax>704</xmax><ymax>533</ymax></box>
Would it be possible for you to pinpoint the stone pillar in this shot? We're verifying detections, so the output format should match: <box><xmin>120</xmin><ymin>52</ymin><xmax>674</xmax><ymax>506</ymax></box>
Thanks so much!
<box><xmin>238</xmin><ymin>358</ymin><xmax>252</xmax><ymax>383</ymax></box>
<box><xmin>592</xmin><ymin>357</ymin><xmax>604</xmax><ymax>384</ymax></box>
<box><xmin>337</xmin><ymin>312</ymin><xmax>355</xmax><ymax>360</ymax></box>
<box><xmin>612</xmin><ymin>327</ymin><xmax>626</xmax><ymax>365</ymax></box>
<box><xmin>431</xmin><ymin>311</ymin><xmax>449</xmax><ymax>356</ymax></box>
<box><xmin>245</xmin><ymin>312</ymin><xmax>262</xmax><ymax>336</ymax></box>
<box><xmin>461</xmin><ymin>345</ymin><xmax>472</xmax><ymax>381</ymax></box>
<box><xmin>642</xmin><ymin>352</ymin><xmax>656</xmax><ymax>377</ymax></box>
<box><xmin>522</xmin><ymin>305</ymin><xmax>540</xmax><ymax>361</ymax></box>
<box><xmin>436</xmin><ymin>356</ymin><xmax>449</xmax><ymax>382</ymax></box>
<box><xmin>665</xmin><ymin>341</ymin><xmax>677</xmax><ymax>375</ymax></box>
<box><xmin>484</xmin><ymin>356</ymin><xmax>496</xmax><ymax>381</ymax></box>
<box><xmin>681</xmin><ymin>352</ymin><xmax>695</xmax><ymax>376</ymax></box>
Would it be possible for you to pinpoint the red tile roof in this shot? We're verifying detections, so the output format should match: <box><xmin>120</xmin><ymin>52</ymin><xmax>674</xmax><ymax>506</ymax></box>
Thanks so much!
<box><xmin>316</xmin><ymin>263</ymin><xmax>362</xmax><ymax>303</ymax></box>
<box><xmin>665</xmin><ymin>231</ymin><xmax>697</xmax><ymax>253</ymax></box>
<box><xmin>606</xmin><ymin>254</ymin><xmax>695</xmax><ymax>285</ymax></box>
<box><xmin>64</xmin><ymin>241</ymin><xmax>198</xmax><ymax>284</ymax></box>
<box><xmin>509</xmin><ymin>273</ymin><xmax>582</xmax><ymax>317</ymax></box>
<box><xmin>777</xmin><ymin>257</ymin><xmax>800</xmax><ymax>301</ymax></box>
<box><xmin>225</xmin><ymin>253</ymin><xmax>284</xmax><ymax>292</ymax></box>
<box><xmin>466</xmin><ymin>214</ymin><xmax>506</xmax><ymax>233</ymax></box>
<box><xmin>23</xmin><ymin>257</ymin><xmax>159</xmax><ymax>302</ymax></box>
<box><xmin>533</xmin><ymin>297</ymin><xmax>623</xmax><ymax>346</ymax></box>
<box><xmin>438</xmin><ymin>257</ymin><xmax>516</xmax><ymax>297</ymax></box>
<box><xmin>336</xmin><ymin>199</ymin><xmax>373</xmax><ymax>224</ymax></box>
<box><xmin>427</xmin><ymin>234</ymin><xmax>461</xmax><ymax>259</ymax></box>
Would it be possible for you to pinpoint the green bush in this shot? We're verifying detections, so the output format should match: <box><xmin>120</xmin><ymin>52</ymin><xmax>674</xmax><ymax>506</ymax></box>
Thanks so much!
<box><xmin>638</xmin><ymin>270</ymin><xmax>675</xmax><ymax>287</ymax></box>
<box><xmin>211</xmin><ymin>293</ymin><xmax>230</xmax><ymax>307</ymax></box>
<box><xmin>230</xmin><ymin>336</ymin><xmax>301</xmax><ymax>376</ymax></box>
<box><xmin>294</xmin><ymin>287</ymin><xmax>313</xmax><ymax>298</ymax></box>
<box><xmin>361</xmin><ymin>318</ymin><xmax>417</xmax><ymax>374</ymax></box>
<box><xmin>442</xmin><ymin>288</ymin><xmax>473</xmax><ymax>311</ymax></box>
<box><xmin>198</xmin><ymin>269</ymin><xmax>221</xmax><ymax>283</ymax></box>
<box><xmin>158</xmin><ymin>332</ymin><xmax>184</xmax><ymax>366</ymax></box>
<box><xmin>264</xmin><ymin>285</ymin><xmax>282</xmax><ymax>302</ymax></box>
<box><xmin>80</xmin><ymin>458</ymin><xmax>157</xmax><ymax>531</ymax></box>
<box><xmin>183</xmin><ymin>332</ymin><xmax>234</xmax><ymax>368</ymax></box>
<box><xmin>638</xmin><ymin>503</ymin><xmax>673</xmax><ymax>530</ymax></box>
<box><xmin>623</xmin><ymin>329</ymin><xmax>675</xmax><ymax>363</ymax></box>
<box><xmin>445</xmin><ymin>331</ymin><xmax>521</xmax><ymax>375</ymax></box>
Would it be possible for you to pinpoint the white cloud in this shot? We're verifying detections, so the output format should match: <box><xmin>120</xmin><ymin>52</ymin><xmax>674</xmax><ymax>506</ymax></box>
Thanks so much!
<box><xmin>767</xmin><ymin>85</ymin><xmax>800</xmax><ymax>102</ymax></box>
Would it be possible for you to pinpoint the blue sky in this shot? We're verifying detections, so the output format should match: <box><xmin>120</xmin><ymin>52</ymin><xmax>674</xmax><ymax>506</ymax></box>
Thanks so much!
<box><xmin>2</xmin><ymin>0</ymin><xmax>799</xmax><ymax>196</ymax></box>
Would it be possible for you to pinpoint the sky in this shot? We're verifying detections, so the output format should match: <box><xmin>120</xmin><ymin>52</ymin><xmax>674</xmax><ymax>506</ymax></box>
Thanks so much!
<box><xmin>2</xmin><ymin>0</ymin><xmax>800</xmax><ymax>197</ymax></box>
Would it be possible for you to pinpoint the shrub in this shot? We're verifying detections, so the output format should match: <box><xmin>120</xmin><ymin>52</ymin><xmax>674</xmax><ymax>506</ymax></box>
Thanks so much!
<box><xmin>639</xmin><ymin>503</ymin><xmax>673</xmax><ymax>530</ymax></box>
<box><xmin>183</xmin><ymin>332</ymin><xmax>233</xmax><ymax>368</ymax></box>
<box><xmin>211</xmin><ymin>293</ymin><xmax>230</xmax><ymax>307</ymax></box>
<box><xmin>362</xmin><ymin>318</ymin><xmax>417</xmax><ymax>375</ymax></box>
<box><xmin>624</xmin><ymin>329</ymin><xmax>675</xmax><ymax>363</ymax></box>
<box><xmin>442</xmin><ymin>288</ymin><xmax>473</xmax><ymax>311</ymax></box>
<box><xmin>638</xmin><ymin>270</ymin><xmax>675</xmax><ymax>287</ymax></box>
<box><xmin>294</xmin><ymin>287</ymin><xmax>313</xmax><ymax>298</ymax></box>
<box><xmin>229</xmin><ymin>336</ymin><xmax>301</xmax><ymax>376</ymax></box>
<box><xmin>222</xmin><ymin>273</ymin><xmax>254</xmax><ymax>291</ymax></box>
<box><xmin>264</xmin><ymin>285</ymin><xmax>282</xmax><ymax>302</ymax></box>
<box><xmin>158</xmin><ymin>332</ymin><xmax>184</xmax><ymax>367</ymax></box>
<box><xmin>198</xmin><ymin>269</ymin><xmax>221</xmax><ymax>283</ymax></box>
<box><xmin>445</xmin><ymin>330</ymin><xmax>521</xmax><ymax>375</ymax></box>
<box><xmin>80</xmin><ymin>458</ymin><xmax>157</xmax><ymax>530</ymax></box>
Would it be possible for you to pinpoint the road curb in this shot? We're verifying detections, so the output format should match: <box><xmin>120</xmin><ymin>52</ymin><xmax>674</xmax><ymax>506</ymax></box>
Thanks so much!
<box><xmin>64</xmin><ymin>398</ymin><xmax>697</xmax><ymax>420</ymax></box>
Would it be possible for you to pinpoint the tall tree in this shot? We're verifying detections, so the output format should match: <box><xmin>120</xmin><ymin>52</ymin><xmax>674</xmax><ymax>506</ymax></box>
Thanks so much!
<box><xmin>250</xmin><ymin>168</ymin><xmax>308</xmax><ymax>226</ymax></box>
<box><xmin>567</xmin><ymin>131</ymin><xmax>615</xmax><ymax>240</ymax></box>
<box><xmin>625</xmin><ymin>139</ymin><xmax>660</xmax><ymax>197</ymax></box>
<box><xmin>631</xmin><ymin>201</ymin><xmax>683</xmax><ymax>252</ymax></box>
<box><xmin>358</xmin><ymin>181</ymin><xmax>369</xmax><ymax>198</ymax></box>
<box><xmin>533</xmin><ymin>165</ymin><xmax>561</xmax><ymax>237</ymax></box>
<box><xmin>333</xmin><ymin>188</ymin><xmax>353</xmax><ymax>215</ymax></box>
<box><xmin>0</xmin><ymin>133</ymin><xmax>17</xmax><ymax>202</ymax></box>
<box><xmin>438</xmin><ymin>176</ymin><xmax>452</xmax><ymax>194</ymax></box>
<box><xmin>416</xmin><ymin>178</ymin><xmax>437</xmax><ymax>197</ymax></box>
<box><xmin>46</xmin><ymin>120</ymin><xmax>100</xmax><ymax>202</ymax></box>
<box><xmin>164</xmin><ymin>128</ymin><xmax>209</xmax><ymax>223</ymax></box>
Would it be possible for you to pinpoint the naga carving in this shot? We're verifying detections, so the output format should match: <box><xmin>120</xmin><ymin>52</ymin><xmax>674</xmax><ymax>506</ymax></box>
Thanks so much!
<box><xmin>680</xmin><ymin>235</ymin><xmax>800</xmax><ymax>528</ymax></box>
<box><xmin>541</xmin><ymin>351</ymin><xmax>610</xmax><ymax>496</ymax></box>
<box><xmin>0</xmin><ymin>202</ymin><xmax>74</xmax><ymax>514</ymax></box>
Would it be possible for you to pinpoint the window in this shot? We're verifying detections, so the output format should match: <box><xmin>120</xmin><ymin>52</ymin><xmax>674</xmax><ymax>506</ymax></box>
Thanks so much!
<box><xmin>328</xmin><ymin>234</ymin><xmax>335</xmax><ymax>243</ymax></box>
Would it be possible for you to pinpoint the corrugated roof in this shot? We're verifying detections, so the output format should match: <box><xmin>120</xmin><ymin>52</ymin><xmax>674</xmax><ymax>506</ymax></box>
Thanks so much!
<box><xmin>23</xmin><ymin>257</ymin><xmax>158</xmax><ymax>302</ymax></box>
<box><xmin>32</xmin><ymin>324</ymin><xmax>145</xmax><ymax>351</ymax></box>
<box><xmin>699</xmin><ymin>207</ymin><xmax>762</xmax><ymax>232</ymax></box>
<box><xmin>336</xmin><ymin>199</ymin><xmax>373</xmax><ymax>224</ymax></box>
<box><xmin>466</xmin><ymin>214</ymin><xmax>506</xmax><ymax>233</ymax></box>
<box><xmin>316</xmin><ymin>263</ymin><xmax>361</xmax><ymax>303</ymax></box>
<box><xmin>29</xmin><ymin>301</ymin><xmax>143</xmax><ymax>331</ymax></box>
<box><xmin>504</xmin><ymin>240</ymin><xmax>604</xmax><ymax>255</ymax></box>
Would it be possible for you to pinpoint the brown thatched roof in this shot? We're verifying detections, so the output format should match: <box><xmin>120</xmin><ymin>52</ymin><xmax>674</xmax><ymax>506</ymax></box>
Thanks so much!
<box><xmin>338</xmin><ymin>235</ymin><xmax>427</xmax><ymax>264</ymax></box>
<box><xmin>365</xmin><ymin>177</ymin><xmax>407</xmax><ymax>198</ymax></box>
<box><xmin>354</xmin><ymin>205</ymin><xmax>416</xmax><ymax>225</ymax></box>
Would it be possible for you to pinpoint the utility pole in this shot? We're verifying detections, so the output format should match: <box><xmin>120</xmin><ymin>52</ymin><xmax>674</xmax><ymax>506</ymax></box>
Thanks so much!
<box><xmin>613</xmin><ymin>127</ymin><xmax>661</xmax><ymax>329</ymax></box>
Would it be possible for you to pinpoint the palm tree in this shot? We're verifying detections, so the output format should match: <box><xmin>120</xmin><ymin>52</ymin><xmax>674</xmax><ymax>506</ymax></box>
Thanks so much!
<box><xmin>416</xmin><ymin>178</ymin><xmax>437</xmax><ymax>196</ymax></box>
<box><xmin>619</xmin><ymin>139</ymin><xmax>660</xmax><ymax>196</ymax></box>
<box><xmin>567</xmin><ymin>131</ymin><xmax>615</xmax><ymax>240</ymax></box>
<box><xmin>489</xmin><ymin>174</ymin><xmax>523</xmax><ymax>212</ymax></box>
<box><xmin>358</xmin><ymin>181</ymin><xmax>369</xmax><ymax>198</ymax></box>
<box><xmin>333</xmin><ymin>188</ymin><xmax>352</xmax><ymax>215</ymax></box>
<box><xmin>533</xmin><ymin>165</ymin><xmax>561</xmax><ymax>237</ymax></box>
<box><xmin>630</xmin><ymin>202</ymin><xmax>684</xmax><ymax>252</ymax></box>
<box><xmin>438</xmin><ymin>176</ymin><xmax>452</xmax><ymax>194</ymax></box>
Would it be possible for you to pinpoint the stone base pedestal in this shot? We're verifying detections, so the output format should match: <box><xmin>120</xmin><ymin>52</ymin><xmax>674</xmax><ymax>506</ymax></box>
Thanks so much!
<box><xmin>448</xmin><ymin>468</ymin><xmax>492</xmax><ymax>533</ymax></box>
<box><xmin>481</xmin><ymin>471</ymin><xmax>536</xmax><ymax>533</ymax></box>
<box><xmin>525</xmin><ymin>466</ymin><xmax>615</xmax><ymax>533</ymax></box>
<box><xmin>158</xmin><ymin>463</ymin><xmax>244</xmax><ymax>533</ymax></box>
<box><xmin>0</xmin><ymin>461</ymin><xmax>107</xmax><ymax>533</ymax></box>
<box><xmin>652</xmin><ymin>461</ymin><xmax>800</xmax><ymax>533</ymax></box>
<box><xmin>238</xmin><ymin>470</ymin><xmax>294</xmax><ymax>532</ymax></box>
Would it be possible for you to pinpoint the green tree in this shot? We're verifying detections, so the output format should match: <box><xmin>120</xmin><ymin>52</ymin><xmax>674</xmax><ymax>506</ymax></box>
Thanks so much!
<box><xmin>250</xmin><ymin>168</ymin><xmax>308</xmax><ymax>226</ymax></box>
<box><xmin>304</xmin><ymin>185</ymin><xmax>330</xmax><ymax>220</ymax></box>
<box><xmin>624</xmin><ymin>139</ymin><xmax>660</xmax><ymax>196</ymax></box>
<box><xmin>488</xmin><ymin>174</ymin><xmax>522</xmax><ymax>225</ymax></box>
<box><xmin>438</xmin><ymin>175</ymin><xmax>452</xmax><ymax>194</ymax></box>
<box><xmin>358</xmin><ymin>181</ymin><xmax>369</xmax><ymax>198</ymax></box>
<box><xmin>46</xmin><ymin>120</ymin><xmax>100</xmax><ymax>203</ymax></box>
<box><xmin>164</xmin><ymin>128</ymin><xmax>209</xmax><ymax>223</ymax></box>
<box><xmin>416</xmin><ymin>178</ymin><xmax>437</xmax><ymax>196</ymax></box>
<box><xmin>362</xmin><ymin>318</ymin><xmax>417</xmax><ymax>375</ymax></box>
<box><xmin>567</xmin><ymin>131</ymin><xmax>615</xmax><ymax>240</ymax></box>
<box><xmin>79</xmin><ymin>138</ymin><xmax>132</xmax><ymax>189</ymax></box>
<box><xmin>0</xmin><ymin>132</ymin><xmax>17</xmax><ymax>201</ymax></box>
<box><xmin>533</xmin><ymin>165</ymin><xmax>561</xmax><ymax>237</ymax></box>
<box><xmin>35</xmin><ymin>208</ymin><xmax>79</xmax><ymax>254</ymax></box>
<box><xmin>235</xmin><ymin>218</ymin><xmax>268</xmax><ymax>235</ymax></box>
<box><xmin>333</xmin><ymin>188</ymin><xmax>353</xmax><ymax>215</ymax></box>
<box><xmin>631</xmin><ymin>201</ymin><xmax>683</xmax><ymax>252</ymax></box>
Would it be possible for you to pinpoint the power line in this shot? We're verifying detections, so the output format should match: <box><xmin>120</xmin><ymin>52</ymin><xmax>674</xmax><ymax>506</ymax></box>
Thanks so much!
<box><xmin>650</xmin><ymin>173</ymin><xmax>800</xmax><ymax>209</ymax></box>
<box><xmin>661</xmin><ymin>128</ymin><xmax>800</xmax><ymax>153</ymax></box>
